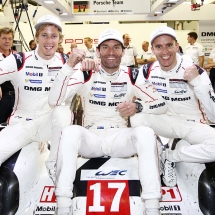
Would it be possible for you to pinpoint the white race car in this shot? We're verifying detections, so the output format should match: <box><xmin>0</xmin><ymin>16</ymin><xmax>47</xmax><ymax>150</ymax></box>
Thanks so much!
<box><xmin>0</xmin><ymin>130</ymin><xmax>214</xmax><ymax>215</ymax></box>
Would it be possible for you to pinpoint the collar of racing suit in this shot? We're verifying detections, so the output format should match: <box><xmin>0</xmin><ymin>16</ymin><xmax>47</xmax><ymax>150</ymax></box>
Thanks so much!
<box><xmin>159</xmin><ymin>54</ymin><xmax>183</xmax><ymax>78</ymax></box>
<box><xmin>33</xmin><ymin>47</ymin><xmax>57</xmax><ymax>65</ymax></box>
<box><xmin>99</xmin><ymin>67</ymin><xmax>121</xmax><ymax>82</ymax></box>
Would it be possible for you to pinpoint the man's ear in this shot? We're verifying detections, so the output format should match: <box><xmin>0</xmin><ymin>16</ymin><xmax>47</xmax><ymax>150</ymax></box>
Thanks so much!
<box><xmin>176</xmin><ymin>41</ymin><xmax>179</xmax><ymax>50</ymax></box>
<box><xmin>151</xmin><ymin>46</ymin><xmax>155</xmax><ymax>55</ymax></box>
<box><xmin>96</xmin><ymin>48</ymin><xmax>100</xmax><ymax>58</ymax></box>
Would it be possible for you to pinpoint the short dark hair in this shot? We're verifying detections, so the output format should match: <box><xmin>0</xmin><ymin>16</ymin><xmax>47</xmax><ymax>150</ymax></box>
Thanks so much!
<box><xmin>188</xmin><ymin>32</ymin><xmax>198</xmax><ymax>40</ymax></box>
<box><xmin>29</xmin><ymin>40</ymin><xmax>35</xmax><ymax>46</ymax></box>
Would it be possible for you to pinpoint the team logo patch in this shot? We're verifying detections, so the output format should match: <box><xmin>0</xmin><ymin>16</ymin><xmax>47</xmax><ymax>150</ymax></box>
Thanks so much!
<box><xmin>152</xmin><ymin>81</ymin><xmax>166</xmax><ymax>87</ymax></box>
<box><xmin>157</xmin><ymin>88</ymin><xmax>167</xmax><ymax>93</ymax></box>
<box><xmin>169</xmin><ymin>79</ymin><xmax>187</xmax><ymax>89</ymax></box>
<box><xmin>25</xmin><ymin>79</ymin><xmax>42</xmax><ymax>84</ymax></box>
<box><xmin>81</xmin><ymin>169</ymin><xmax>128</xmax><ymax>180</ymax></box>
<box><xmin>15</xmin><ymin>53</ymin><xmax>22</xmax><ymax>63</ymax></box>
<box><xmin>131</xmin><ymin>69</ymin><xmax>138</xmax><ymax>79</ymax></box>
<box><xmin>91</xmin><ymin>87</ymin><xmax>106</xmax><ymax>91</ymax></box>
<box><xmin>173</xmin><ymin>89</ymin><xmax>187</xmax><ymax>95</ymax></box>
<box><xmin>111</xmin><ymin>82</ymin><xmax>127</xmax><ymax>92</ymax></box>
<box><xmin>26</xmin><ymin>72</ymin><xmax>43</xmax><ymax>77</ymax></box>
<box><xmin>40</xmin><ymin>186</ymin><xmax>56</xmax><ymax>203</ymax></box>
<box><xmin>113</xmin><ymin>93</ymin><xmax>126</xmax><ymax>99</ymax></box>
<box><xmin>91</xmin><ymin>94</ymin><xmax>106</xmax><ymax>98</ymax></box>
<box><xmin>48</xmin><ymin>70</ymin><xmax>58</xmax><ymax>76</ymax></box>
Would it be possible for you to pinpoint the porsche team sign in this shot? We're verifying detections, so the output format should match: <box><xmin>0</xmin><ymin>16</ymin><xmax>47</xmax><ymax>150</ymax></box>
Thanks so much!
<box><xmin>72</xmin><ymin>0</ymin><xmax>150</xmax><ymax>14</ymax></box>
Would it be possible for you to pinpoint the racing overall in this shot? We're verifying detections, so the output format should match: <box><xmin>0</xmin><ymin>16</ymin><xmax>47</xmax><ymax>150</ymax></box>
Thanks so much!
<box><xmin>48</xmin><ymin>64</ymin><xmax>167</xmax><ymax>203</ymax></box>
<box><xmin>0</xmin><ymin>49</ymin><xmax>72</xmax><ymax>166</ymax></box>
<box><xmin>131</xmin><ymin>54</ymin><xmax>215</xmax><ymax>163</ymax></box>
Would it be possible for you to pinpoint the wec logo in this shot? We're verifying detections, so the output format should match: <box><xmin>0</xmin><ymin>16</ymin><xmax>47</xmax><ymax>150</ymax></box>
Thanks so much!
<box><xmin>95</xmin><ymin>170</ymin><xmax>127</xmax><ymax>176</ymax></box>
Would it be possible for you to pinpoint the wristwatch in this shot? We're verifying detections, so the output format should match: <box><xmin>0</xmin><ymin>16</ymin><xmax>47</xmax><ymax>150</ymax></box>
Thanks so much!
<box><xmin>133</xmin><ymin>101</ymin><xmax>143</xmax><ymax>113</ymax></box>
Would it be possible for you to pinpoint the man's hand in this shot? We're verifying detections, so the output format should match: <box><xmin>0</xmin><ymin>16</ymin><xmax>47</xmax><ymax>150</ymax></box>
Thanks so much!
<box><xmin>67</xmin><ymin>48</ymin><xmax>86</xmax><ymax>68</ymax></box>
<box><xmin>204</xmin><ymin>64</ymin><xmax>212</xmax><ymax>70</ymax></box>
<box><xmin>116</xmin><ymin>102</ymin><xmax>136</xmax><ymax>117</ymax></box>
<box><xmin>81</xmin><ymin>58</ymin><xmax>96</xmax><ymax>71</ymax></box>
<box><xmin>0</xmin><ymin>87</ymin><xmax>2</xmax><ymax>100</ymax></box>
<box><xmin>94</xmin><ymin>58</ymin><xmax>101</xmax><ymax>71</ymax></box>
<box><xmin>184</xmin><ymin>65</ymin><xmax>199</xmax><ymax>82</ymax></box>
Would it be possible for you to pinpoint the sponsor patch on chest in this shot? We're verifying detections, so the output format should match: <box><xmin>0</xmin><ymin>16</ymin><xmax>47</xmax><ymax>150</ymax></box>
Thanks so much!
<box><xmin>111</xmin><ymin>82</ymin><xmax>127</xmax><ymax>92</ymax></box>
<box><xmin>169</xmin><ymin>79</ymin><xmax>187</xmax><ymax>89</ymax></box>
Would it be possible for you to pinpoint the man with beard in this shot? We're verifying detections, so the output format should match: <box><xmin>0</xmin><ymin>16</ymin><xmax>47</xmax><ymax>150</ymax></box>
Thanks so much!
<box><xmin>49</xmin><ymin>28</ymin><xmax>167</xmax><ymax>215</ymax></box>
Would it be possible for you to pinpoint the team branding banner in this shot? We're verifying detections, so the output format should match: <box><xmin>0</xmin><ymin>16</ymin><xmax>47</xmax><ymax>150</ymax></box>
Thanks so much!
<box><xmin>72</xmin><ymin>0</ymin><xmax>150</xmax><ymax>15</ymax></box>
<box><xmin>199</xmin><ymin>20</ymin><xmax>215</xmax><ymax>63</ymax></box>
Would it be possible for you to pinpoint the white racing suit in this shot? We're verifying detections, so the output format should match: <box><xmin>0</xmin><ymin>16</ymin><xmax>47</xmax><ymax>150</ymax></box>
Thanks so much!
<box><xmin>48</xmin><ymin>64</ymin><xmax>167</xmax><ymax>204</ymax></box>
<box><xmin>192</xmin><ymin>75</ymin><xmax>215</xmax><ymax>123</ymax></box>
<box><xmin>0</xmin><ymin>49</ymin><xmax>72</xmax><ymax>167</ymax></box>
<box><xmin>131</xmin><ymin>54</ymin><xmax>215</xmax><ymax>163</ymax></box>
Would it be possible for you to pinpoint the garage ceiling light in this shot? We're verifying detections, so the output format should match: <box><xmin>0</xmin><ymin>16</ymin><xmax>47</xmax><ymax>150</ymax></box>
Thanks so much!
<box><xmin>44</xmin><ymin>0</ymin><xmax>55</xmax><ymax>4</ymax></box>
<box><xmin>60</xmin><ymin>13</ymin><xmax>68</xmax><ymax>16</ymax></box>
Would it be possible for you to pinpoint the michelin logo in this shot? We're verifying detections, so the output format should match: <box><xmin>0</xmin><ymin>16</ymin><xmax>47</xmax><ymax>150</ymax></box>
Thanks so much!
<box><xmin>157</xmin><ymin>88</ymin><xmax>167</xmax><ymax>93</ymax></box>
<box><xmin>25</xmin><ymin>79</ymin><xmax>42</xmax><ymax>84</ymax></box>
<box><xmin>93</xmin><ymin>94</ymin><xmax>106</xmax><ymax>98</ymax></box>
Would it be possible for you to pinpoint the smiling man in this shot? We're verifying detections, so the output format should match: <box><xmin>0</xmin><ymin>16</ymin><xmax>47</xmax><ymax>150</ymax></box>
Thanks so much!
<box><xmin>0</xmin><ymin>15</ymin><xmax>71</xmax><ymax>177</ymax></box>
<box><xmin>0</xmin><ymin>15</ymin><xmax>94</xmax><ymax>183</ymax></box>
<box><xmin>49</xmin><ymin>28</ymin><xmax>167</xmax><ymax>215</ymax></box>
<box><xmin>124</xmin><ymin>26</ymin><xmax>215</xmax><ymax>188</ymax></box>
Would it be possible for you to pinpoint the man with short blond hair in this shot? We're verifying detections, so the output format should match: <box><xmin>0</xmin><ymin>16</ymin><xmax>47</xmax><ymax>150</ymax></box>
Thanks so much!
<box><xmin>84</xmin><ymin>37</ymin><xmax>97</xmax><ymax>59</ymax></box>
<box><xmin>0</xmin><ymin>15</ymin><xmax>94</xmax><ymax>183</ymax></box>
